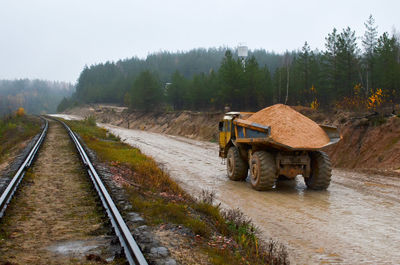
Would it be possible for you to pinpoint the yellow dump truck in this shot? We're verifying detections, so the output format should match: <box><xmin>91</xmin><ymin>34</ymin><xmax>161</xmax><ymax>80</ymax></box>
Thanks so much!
<box><xmin>218</xmin><ymin>112</ymin><xmax>340</xmax><ymax>191</ymax></box>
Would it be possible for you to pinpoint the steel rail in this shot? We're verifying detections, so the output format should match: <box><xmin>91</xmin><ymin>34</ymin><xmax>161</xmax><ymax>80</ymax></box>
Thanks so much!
<box><xmin>0</xmin><ymin>118</ymin><xmax>48</xmax><ymax>218</ymax></box>
<box><xmin>58</xmin><ymin>119</ymin><xmax>148</xmax><ymax>265</ymax></box>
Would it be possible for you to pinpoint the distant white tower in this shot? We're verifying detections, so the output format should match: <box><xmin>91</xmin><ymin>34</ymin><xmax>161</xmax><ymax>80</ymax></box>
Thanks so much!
<box><xmin>237</xmin><ymin>44</ymin><xmax>248</xmax><ymax>69</ymax></box>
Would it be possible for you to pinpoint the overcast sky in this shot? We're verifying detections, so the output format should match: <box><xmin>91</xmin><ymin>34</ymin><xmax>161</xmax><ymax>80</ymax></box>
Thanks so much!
<box><xmin>0</xmin><ymin>0</ymin><xmax>398</xmax><ymax>83</ymax></box>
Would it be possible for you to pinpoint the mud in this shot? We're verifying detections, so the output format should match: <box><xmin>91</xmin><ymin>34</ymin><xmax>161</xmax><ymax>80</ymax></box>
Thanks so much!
<box><xmin>99</xmin><ymin>123</ymin><xmax>400</xmax><ymax>265</ymax></box>
<box><xmin>0</xmin><ymin>120</ymin><xmax>118</xmax><ymax>264</ymax></box>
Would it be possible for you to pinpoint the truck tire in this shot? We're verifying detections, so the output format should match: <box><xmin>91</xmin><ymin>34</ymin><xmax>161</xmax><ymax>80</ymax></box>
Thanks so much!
<box><xmin>250</xmin><ymin>151</ymin><xmax>277</xmax><ymax>190</ymax></box>
<box><xmin>227</xmin><ymin>146</ymin><xmax>248</xmax><ymax>181</ymax></box>
<box><xmin>305</xmin><ymin>151</ymin><xmax>332</xmax><ymax>190</ymax></box>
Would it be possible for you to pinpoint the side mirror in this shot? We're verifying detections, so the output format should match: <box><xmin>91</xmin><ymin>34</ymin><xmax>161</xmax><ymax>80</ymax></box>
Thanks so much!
<box><xmin>218</xmin><ymin>121</ymin><xmax>223</xmax><ymax>132</ymax></box>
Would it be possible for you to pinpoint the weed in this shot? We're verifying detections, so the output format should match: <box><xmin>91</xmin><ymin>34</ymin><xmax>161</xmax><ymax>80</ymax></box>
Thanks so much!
<box><xmin>206</xmin><ymin>247</ymin><xmax>244</xmax><ymax>264</ymax></box>
<box><xmin>128</xmin><ymin>191</ymin><xmax>210</xmax><ymax>237</ymax></box>
<box><xmin>199</xmin><ymin>189</ymin><xmax>216</xmax><ymax>205</ymax></box>
<box><xmin>83</xmin><ymin>115</ymin><xmax>97</xmax><ymax>126</ymax></box>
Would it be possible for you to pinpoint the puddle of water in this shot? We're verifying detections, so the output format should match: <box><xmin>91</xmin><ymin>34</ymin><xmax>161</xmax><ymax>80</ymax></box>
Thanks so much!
<box><xmin>47</xmin><ymin>238</ymin><xmax>110</xmax><ymax>257</ymax></box>
<box><xmin>49</xmin><ymin>240</ymin><xmax>98</xmax><ymax>255</ymax></box>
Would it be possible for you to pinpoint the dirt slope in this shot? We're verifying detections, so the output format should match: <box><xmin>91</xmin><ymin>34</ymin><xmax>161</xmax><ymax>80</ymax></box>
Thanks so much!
<box><xmin>65</xmin><ymin>105</ymin><xmax>222</xmax><ymax>141</ymax></box>
<box><xmin>325</xmin><ymin>115</ymin><xmax>400</xmax><ymax>170</ymax></box>
<box><xmin>65</xmin><ymin>104</ymin><xmax>400</xmax><ymax>171</ymax></box>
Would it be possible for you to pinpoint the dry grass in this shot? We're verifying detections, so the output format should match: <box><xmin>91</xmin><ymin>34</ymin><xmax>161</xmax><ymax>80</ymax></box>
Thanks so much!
<box><xmin>0</xmin><ymin>114</ymin><xmax>41</xmax><ymax>162</ymax></box>
<box><xmin>65</xmin><ymin>118</ymin><xmax>289</xmax><ymax>265</ymax></box>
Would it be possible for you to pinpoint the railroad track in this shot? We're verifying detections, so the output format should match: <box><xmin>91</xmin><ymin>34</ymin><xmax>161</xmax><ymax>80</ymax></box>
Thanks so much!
<box><xmin>0</xmin><ymin>117</ymin><xmax>148</xmax><ymax>265</ymax></box>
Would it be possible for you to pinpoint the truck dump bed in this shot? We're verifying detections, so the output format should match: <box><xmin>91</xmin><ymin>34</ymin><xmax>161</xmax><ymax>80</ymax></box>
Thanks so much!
<box><xmin>233</xmin><ymin>118</ymin><xmax>340</xmax><ymax>151</ymax></box>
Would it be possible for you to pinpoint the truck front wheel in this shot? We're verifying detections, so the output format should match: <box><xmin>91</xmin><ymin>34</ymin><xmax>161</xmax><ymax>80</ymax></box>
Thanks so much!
<box><xmin>250</xmin><ymin>151</ymin><xmax>278</xmax><ymax>190</ymax></box>
<box><xmin>305</xmin><ymin>151</ymin><xmax>332</xmax><ymax>190</ymax></box>
<box><xmin>227</xmin><ymin>146</ymin><xmax>248</xmax><ymax>181</ymax></box>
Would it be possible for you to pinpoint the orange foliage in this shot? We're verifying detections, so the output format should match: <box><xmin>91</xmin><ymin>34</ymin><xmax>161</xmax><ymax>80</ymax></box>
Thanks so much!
<box><xmin>16</xmin><ymin>107</ymin><xmax>25</xmax><ymax>117</ymax></box>
<box><xmin>336</xmin><ymin>84</ymin><xmax>386</xmax><ymax>111</ymax></box>
<box><xmin>367</xmin><ymin>88</ymin><xmax>384</xmax><ymax>110</ymax></box>
<box><xmin>311</xmin><ymin>99</ymin><xmax>319</xmax><ymax>110</ymax></box>
<box><xmin>309</xmin><ymin>85</ymin><xmax>319</xmax><ymax>109</ymax></box>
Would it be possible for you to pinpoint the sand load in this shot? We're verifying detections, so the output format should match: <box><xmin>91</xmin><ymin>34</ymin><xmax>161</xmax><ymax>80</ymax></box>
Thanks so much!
<box><xmin>246</xmin><ymin>104</ymin><xmax>330</xmax><ymax>149</ymax></box>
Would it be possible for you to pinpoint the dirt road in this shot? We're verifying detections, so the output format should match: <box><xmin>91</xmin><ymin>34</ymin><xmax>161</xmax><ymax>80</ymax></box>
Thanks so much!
<box><xmin>53</xmin><ymin>115</ymin><xmax>400</xmax><ymax>264</ymax></box>
<box><xmin>103</xmin><ymin>124</ymin><xmax>400</xmax><ymax>265</ymax></box>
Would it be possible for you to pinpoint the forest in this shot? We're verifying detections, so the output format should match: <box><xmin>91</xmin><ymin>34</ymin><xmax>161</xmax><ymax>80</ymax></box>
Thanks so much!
<box><xmin>0</xmin><ymin>79</ymin><xmax>74</xmax><ymax>115</ymax></box>
<box><xmin>58</xmin><ymin>16</ymin><xmax>400</xmax><ymax>113</ymax></box>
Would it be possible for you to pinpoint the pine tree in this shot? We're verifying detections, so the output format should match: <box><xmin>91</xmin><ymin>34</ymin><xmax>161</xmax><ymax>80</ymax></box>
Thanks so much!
<box><xmin>374</xmin><ymin>32</ymin><xmax>400</xmax><ymax>101</ymax></box>
<box><xmin>323</xmin><ymin>28</ymin><xmax>340</xmax><ymax>98</ymax></box>
<box><xmin>295</xmin><ymin>42</ymin><xmax>318</xmax><ymax>104</ymax></box>
<box><xmin>218</xmin><ymin>50</ymin><xmax>244</xmax><ymax>109</ymax></box>
<box><xmin>129</xmin><ymin>71</ymin><xmax>163</xmax><ymax>111</ymax></box>
<box><xmin>166</xmin><ymin>71</ymin><xmax>187</xmax><ymax>110</ymax></box>
<box><xmin>337</xmin><ymin>27</ymin><xmax>360</xmax><ymax>97</ymax></box>
<box><xmin>362</xmin><ymin>15</ymin><xmax>378</xmax><ymax>91</ymax></box>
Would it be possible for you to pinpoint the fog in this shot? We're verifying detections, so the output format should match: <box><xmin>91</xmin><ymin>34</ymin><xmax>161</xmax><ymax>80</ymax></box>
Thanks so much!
<box><xmin>0</xmin><ymin>0</ymin><xmax>398</xmax><ymax>82</ymax></box>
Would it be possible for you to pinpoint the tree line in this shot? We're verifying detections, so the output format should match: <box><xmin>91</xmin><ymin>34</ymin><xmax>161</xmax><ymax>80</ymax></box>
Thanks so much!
<box><xmin>59</xmin><ymin>16</ymin><xmax>400</xmax><ymax>112</ymax></box>
<box><xmin>0</xmin><ymin>79</ymin><xmax>74</xmax><ymax>116</ymax></box>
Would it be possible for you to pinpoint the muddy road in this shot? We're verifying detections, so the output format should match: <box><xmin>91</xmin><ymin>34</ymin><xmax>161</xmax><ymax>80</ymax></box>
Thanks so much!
<box><xmin>53</xmin><ymin>115</ymin><xmax>400</xmax><ymax>264</ymax></box>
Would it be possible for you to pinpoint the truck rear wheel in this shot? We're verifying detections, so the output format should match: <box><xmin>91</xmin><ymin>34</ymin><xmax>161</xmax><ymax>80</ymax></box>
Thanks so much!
<box><xmin>250</xmin><ymin>151</ymin><xmax>277</xmax><ymax>190</ymax></box>
<box><xmin>227</xmin><ymin>146</ymin><xmax>248</xmax><ymax>181</ymax></box>
<box><xmin>305</xmin><ymin>151</ymin><xmax>332</xmax><ymax>190</ymax></box>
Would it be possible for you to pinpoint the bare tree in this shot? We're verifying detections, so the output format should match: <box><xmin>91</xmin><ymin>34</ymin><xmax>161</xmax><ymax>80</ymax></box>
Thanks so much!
<box><xmin>283</xmin><ymin>51</ymin><xmax>292</xmax><ymax>104</ymax></box>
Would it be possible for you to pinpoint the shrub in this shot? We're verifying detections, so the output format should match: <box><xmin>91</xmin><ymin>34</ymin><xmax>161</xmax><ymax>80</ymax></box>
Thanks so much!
<box><xmin>16</xmin><ymin>107</ymin><xmax>25</xmax><ymax>117</ymax></box>
<box><xmin>83</xmin><ymin>115</ymin><xmax>97</xmax><ymax>126</ymax></box>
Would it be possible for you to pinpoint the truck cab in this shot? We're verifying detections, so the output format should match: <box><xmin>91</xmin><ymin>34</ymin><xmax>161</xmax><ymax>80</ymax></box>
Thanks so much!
<box><xmin>218</xmin><ymin>112</ymin><xmax>240</xmax><ymax>158</ymax></box>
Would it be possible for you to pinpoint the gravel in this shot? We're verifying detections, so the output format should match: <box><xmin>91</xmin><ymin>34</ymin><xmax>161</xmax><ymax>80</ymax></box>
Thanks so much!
<box><xmin>246</xmin><ymin>104</ymin><xmax>330</xmax><ymax>148</ymax></box>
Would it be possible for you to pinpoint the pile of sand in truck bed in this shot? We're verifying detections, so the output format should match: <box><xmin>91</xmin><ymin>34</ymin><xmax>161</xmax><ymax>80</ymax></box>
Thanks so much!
<box><xmin>246</xmin><ymin>104</ymin><xmax>330</xmax><ymax>149</ymax></box>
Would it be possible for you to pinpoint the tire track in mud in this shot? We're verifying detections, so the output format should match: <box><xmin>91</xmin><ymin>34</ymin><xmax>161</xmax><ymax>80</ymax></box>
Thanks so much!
<box><xmin>100</xmin><ymin>123</ymin><xmax>400</xmax><ymax>265</ymax></box>
<box><xmin>0</xmin><ymin>120</ymin><xmax>117</xmax><ymax>264</ymax></box>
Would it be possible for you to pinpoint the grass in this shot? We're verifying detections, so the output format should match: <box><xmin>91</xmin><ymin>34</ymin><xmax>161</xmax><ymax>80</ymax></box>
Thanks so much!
<box><xmin>129</xmin><ymin>192</ymin><xmax>211</xmax><ymax>237</ymax></box>
<box><xmin>65</xmin><ymin>117</ymin><xmax>289</xmax><ymax>265</ymax></box>
<box><xmin>0</xmin><ymin>114</ymin><xmax>41</xmax><ymax>162</ymax></box>
<box><xmin>68</xmin><ymin>117</ymin><xmax>183</xmax><ymax>194</ymax></box>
